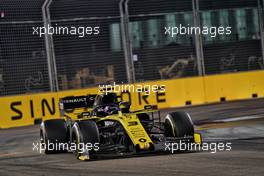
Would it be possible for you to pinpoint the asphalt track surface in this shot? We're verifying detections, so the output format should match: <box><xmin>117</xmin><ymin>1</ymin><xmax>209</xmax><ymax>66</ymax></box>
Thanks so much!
<box><xmin>1</xmin><ymin>99</ymin><xmax>264</xmax><ymax>176</ymax></box>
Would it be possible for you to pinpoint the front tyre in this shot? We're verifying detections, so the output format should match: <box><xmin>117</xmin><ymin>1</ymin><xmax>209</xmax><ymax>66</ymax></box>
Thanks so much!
<box><xmin>164</xmin><ymin>111</ymin><xmax>194</xmax><ymax>138</ymax></box>
<box><xmin>40</xmin><ymin>119</ymin><xmax>68</xmax><ymax>154</ymax></box>
<box><xmin>71</xmin><ymin>120</ymin><xmax>100</xmax><ymax>160</ymax></box>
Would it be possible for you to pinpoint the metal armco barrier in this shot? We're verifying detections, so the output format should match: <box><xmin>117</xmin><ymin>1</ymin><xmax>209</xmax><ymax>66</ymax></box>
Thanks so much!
<box><xmin>1</xmin><ymin>70</ymin><xmax>264</xmax><ymax>128</ymax></box>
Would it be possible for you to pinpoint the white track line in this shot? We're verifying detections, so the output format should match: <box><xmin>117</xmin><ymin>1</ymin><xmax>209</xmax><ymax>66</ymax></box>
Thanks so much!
<box><xmin>213</xmin><ymin>115</ymin><xmax>264</xmax><ymax>123</ymax></box>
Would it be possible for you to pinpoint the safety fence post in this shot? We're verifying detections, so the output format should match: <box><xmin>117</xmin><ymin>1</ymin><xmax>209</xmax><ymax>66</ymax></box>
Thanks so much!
<box><xmin>119</xmin><ymin>0</ymin><xmax>136</xmax><ymax>83</ymax></box>
<box><xmin>192</xmin><ymin>0</ymin><xmax>205</xmax><ymax>76</ymax></box>
<box><xmin>42</xmin><ymin>0</ymin><xmax>59</xmax><ymax>91</ymax></box>
<box><xmin>258</xmin><ymin>0</ymin><xmax>264</xmax><ymax>67</ymax></box>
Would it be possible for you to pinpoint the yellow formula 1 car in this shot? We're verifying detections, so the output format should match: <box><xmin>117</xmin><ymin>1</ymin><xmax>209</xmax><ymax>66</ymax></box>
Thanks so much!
<box><xmin>40</xmin><ymin>92</ymin><xmax>201</xmax><ymax>160</ymax></box>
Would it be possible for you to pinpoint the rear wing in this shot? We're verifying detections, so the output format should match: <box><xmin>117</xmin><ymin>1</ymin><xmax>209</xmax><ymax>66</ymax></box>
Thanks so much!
<box><xmin>59</xmin><ymin>94</ymin><xmax>96</xmax><ymax>111</ymax></box>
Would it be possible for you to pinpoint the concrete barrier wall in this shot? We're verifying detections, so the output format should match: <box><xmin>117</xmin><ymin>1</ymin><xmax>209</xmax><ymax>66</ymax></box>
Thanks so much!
<box><xmin>1</xmin><ymin>71</ymin><xmax>264</xmax><ymax>128</ymax></box>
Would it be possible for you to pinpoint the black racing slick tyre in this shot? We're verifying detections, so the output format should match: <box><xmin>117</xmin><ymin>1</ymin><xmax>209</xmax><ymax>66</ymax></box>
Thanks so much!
<box><xmin>40</xmin><ymin>119</ymin><xmax>68</xmax><ymax>154</ymax></box>
<box><xmin>164</xmin><ymin>111</ymin><xmax>194</xmax><ymax>138</ymax></box>
<box><xmin>71</xmin><ymin>120</ymin><xmax>100</xmax><ymax>159</ymax></box>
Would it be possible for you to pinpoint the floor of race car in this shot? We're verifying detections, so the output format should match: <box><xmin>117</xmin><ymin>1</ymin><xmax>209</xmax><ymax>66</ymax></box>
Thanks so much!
<box><xmin>0</xmin><ymin>98</ymin><xmax>264</xmax><ymax>176</ymax></box>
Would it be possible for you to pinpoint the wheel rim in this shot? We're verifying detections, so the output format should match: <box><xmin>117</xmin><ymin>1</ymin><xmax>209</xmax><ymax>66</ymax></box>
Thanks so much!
<box><xmin>72</xmin><ymin>133</ymin><xmax>81</xmax><ymax>157</ymax></box>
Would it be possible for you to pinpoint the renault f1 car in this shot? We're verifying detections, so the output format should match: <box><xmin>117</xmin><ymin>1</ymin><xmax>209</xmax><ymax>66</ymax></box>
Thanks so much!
<box><xmin>40</xmin><ymin>92</ymin><xmax>201</xmax><ymax>160</ymax></box>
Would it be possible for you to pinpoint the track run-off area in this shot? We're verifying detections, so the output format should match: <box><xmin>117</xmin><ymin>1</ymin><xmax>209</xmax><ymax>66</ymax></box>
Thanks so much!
<box><xmin>0</xmin><ymin>99</ymin><xmax>264</xmax><ymax>176</ymax></box>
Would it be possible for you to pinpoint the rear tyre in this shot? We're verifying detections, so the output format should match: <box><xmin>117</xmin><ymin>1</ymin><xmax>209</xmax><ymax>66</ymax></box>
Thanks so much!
<box><xmin>40</xmin><ymin>119</ymin><xmax>68</xmax><ymax>154</ymax></box>
<box><xmin>71</xmin><ymin>120</ymin><xmax>100</xmax><ymax>159</ymax></box>
<box><xmin>164</xmin><ymin>111</ymin><xmax>194</xmax><ymax>138</ymax></box>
